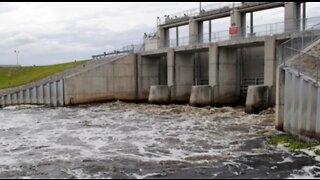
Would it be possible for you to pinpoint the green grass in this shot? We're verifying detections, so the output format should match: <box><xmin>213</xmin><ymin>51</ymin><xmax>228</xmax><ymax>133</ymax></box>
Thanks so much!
<box><xmin>267</xmin><ymin>134</ymin><xmax>320</xmax><ymax>150</ymax></box>
<box><xmin>0</xmin><ymin>60</ymin><xmax>88</xmax><ymax>89</ymax></box>
<box><xmin>314</xmin><ymin>149</ymin><xmax>320</xmax><ymax>156</ymax></box>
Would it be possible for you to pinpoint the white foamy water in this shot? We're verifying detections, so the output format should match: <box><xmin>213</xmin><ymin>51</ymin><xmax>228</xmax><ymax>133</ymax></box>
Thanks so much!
<box><xmin>0</xmin><ymin>102</ymin><xmax>318</xmax><ymax>178</ymax></box>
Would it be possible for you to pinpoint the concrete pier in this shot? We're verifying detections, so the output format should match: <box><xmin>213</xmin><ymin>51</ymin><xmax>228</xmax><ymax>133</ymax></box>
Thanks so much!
<box><xmin>148</xmin><ymin>85</ymin><xmax>171</xmax><ymax>104</ymax></box>
<box><xmin>245</xmin><ymin>85</ymin><xmax>269</xmax><ymax>114</ymax></box>
<box><xmin>189</xmin><ymin>85</ymin><xmax>212</xmax><ymax>107</ymax></box>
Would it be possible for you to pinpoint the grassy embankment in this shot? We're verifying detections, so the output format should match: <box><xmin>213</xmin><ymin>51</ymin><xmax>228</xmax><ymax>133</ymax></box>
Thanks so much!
<box><xmin>0</xmin><ymin>60</ymin><xmax>88</xmax><ymax>90</ymax></box>
<box><xmin>268</xmin><ymin>134</ymin><xmax>320</xmax><ymax>155</ymax></box>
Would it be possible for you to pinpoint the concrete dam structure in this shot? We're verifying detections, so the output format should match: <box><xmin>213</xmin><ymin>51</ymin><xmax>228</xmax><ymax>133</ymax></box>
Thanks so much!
<box><xmin>1</xmin><ymin>2</ymin><xmax>319</xmax><ymax>123</ymax></box>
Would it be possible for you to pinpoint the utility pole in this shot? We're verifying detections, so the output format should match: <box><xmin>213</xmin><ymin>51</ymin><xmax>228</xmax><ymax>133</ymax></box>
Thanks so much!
<box><xmin>14</xmin><ymin>50</ymin><xmax>19</xmax><ymax>65</ymax></box>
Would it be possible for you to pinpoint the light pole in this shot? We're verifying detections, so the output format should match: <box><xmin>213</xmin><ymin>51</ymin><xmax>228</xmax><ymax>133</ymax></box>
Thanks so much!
<box><xmin>14</xmin><ymin>50</ymin><xmax>19</xmax><ymax>65</ymax></box>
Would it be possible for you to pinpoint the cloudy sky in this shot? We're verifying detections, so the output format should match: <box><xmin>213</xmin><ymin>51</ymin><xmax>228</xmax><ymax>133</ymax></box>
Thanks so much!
<box><xmin>0</xmin><ymin>2</ymin><xmax>320</xmax><ymax>66</ymax></box>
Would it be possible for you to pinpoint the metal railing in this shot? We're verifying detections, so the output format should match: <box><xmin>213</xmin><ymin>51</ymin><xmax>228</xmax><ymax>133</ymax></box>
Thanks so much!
<box><xmin>278</xmin><ymin>21</ymin><xmax>320</xmax><ymax>81</ymax></box>
<box><xmin>92</xmin><ymin>44</ymin><xmax>144</xmax><ymax>59</ymax></box>
<box><xmin>278</xmin><ymin>22</ymin><xmax>320</xmax><ymax>66</ymax></box>
<box><xmin>157</xmin><ymin>2</ymin><xmax>250</xmax><ymax>26</ymax></box>
<box><xmin>240</xmin><ymin>77</ymin><xmax>264</xmax><ymax>98</ymax></box>
<box><xmin>145</xmin><ymin>16</ymin><xmax>320</xmax><ymax>51</ymax></box>
<box><xmin>93</xmin><ymin>16</ymin><xmax>320</xmax><ymax>59</ymax></box>
<box><xmin>283</xmin><ymin>47</ymin><xmax>320</xmax><ymax>82</ymax></box>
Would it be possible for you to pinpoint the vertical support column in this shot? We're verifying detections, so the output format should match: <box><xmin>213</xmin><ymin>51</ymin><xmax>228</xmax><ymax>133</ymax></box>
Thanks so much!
<box><xmin>306</xmin><ymin>82</ymin><xmax>316</xmax><ymax>137</ymax></box>
<box><xmin>11</xmin><ymin>93</ymin><xmax>17</xmax><ymax>105</ymax></box>
<box><xmin>284</xmin><ymin>2</ymin><xmax>301</xmax><ymax>32</ymax></box>
<box><xmin>283</xmin><ymin>71</ymin><xmax>291</xmax><ymax>132</ymax></box>
<box><xmin>176</xmin><ymin>26</ymin><xmax>179</xmax><ymax>47</ymax></box>
<box><xmin>189</xmin><ymin>18</ymin><xmax>202</xmax><ymax>45</ymax></box>
<box><xmin>57</xmin><ymin>80</ymin><xmax>64</xmax><ymax>106</ymax></box>
<box><xmin>44</xmin><ymin>83</ymin><xmax>50</xmax><ymax>105</ymax></box>
<box><xmin>0</xmin><ymin>96</ymin><xmax>4</xmax><ymax>108</ymax></box>
<box><xmin>167</xmin><ymin>48</ymin><xmax>175</xmax><ymax>102</ymax></box>
<box><xmin>24</xmin><ymin>89</ymin><xmax>30</xmax><ymax>104</ymax></box>
<box><xmin>209</xmin><ymin>20</ymin><xmax>212</xmax><ymax>42</ymax></box>
<box><xmin>264</xmin><ymin>36</ymin><xmax>276</xmax><ymax>106</ymax></box>
<box><xmin>18</xmin><ymin>91</ymin><xmax>23</xmax><ymax>105</ymax></box>
<box><xmin>158</xmin><ymin>26</ymin><xmax>170</xmax><ymax>48</ymax></box>
<box><xmin>230</xmin><ymin>9</ymin><xmax>246</xmax><ymax>38</ymax></box>
<box><xmin>50</xmin><ymin>81</ymin><xmax>57</xmax><ymax>107</ymax></box>
<box><xmin>302</xmin><ymin>2</ymin><xmax>306</xmax><ymax>31</ymax></box>
<box><xmin>209</xmin><ymin>43</ymin><xmax>219</xmax><ymax>104</ymax></box>
<box><xmin>37</xmin><ymin>85</ymin><xmax>44</xmax><ymax>104</ymax></box>
<box><xmin>275</xmin><ymin>66</ymin><xmax>285</xmax><ymax>130</ymax></box>
<box><xmin>198</xmin><ymin>21</ymin><xmax>203</xmax><ymax>43</ymax></box>
<box><xmin>291</xmin><ymin>74</ymin><xmax>299</xmax><ymax>135</ymax></box>
<box><xmin>31</xmin><ymin>87</ymin><xmax>37</xmax><ymax>104</ymax></box>
<box><xmin>250</xmin><ymin>12</ymin><xmax>254</xmax><ymax>35</ymax></box>
<box><xmin>297</xmin><ymin>78</ymin><xmax>307</xmax><ymax>135</ymax></box>
<box><xmin>5</xmin><ymin>94</ymin><xmax>12</xmax><ymax>106</ymax></box>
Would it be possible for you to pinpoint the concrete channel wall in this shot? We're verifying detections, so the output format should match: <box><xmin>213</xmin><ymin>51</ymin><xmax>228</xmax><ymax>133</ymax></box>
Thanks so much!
<box><xmin>64</xmin><ymin>53</ymin><xmax>139</xmax><ymax>105</ymax></box>
<box><xmin>0</xmin><ymin>55</ymin><xmax>125</xmax><ymax>108</ymax></box>
<box><xmin>0</xmin><ymin>80</ymin><xmax>64</xmax><ymax>108</ymax></box>
<box><xmin>280</xmin><ymin>68</ymin><xmax>320</xmax><ymax>139</ymax></box>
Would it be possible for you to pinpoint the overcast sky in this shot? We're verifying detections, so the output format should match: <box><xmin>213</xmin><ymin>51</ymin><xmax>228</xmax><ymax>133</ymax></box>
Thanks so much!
<box><xmin>0</xmin><ymin>2</ymin><xmax>320</xmax><ymax>66</ymax></box>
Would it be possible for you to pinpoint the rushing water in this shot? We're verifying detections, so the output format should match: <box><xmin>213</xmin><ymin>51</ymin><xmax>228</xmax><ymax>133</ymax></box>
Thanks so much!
<box><xmin>0</xmin><ymin>102</ymin><xmax>319</xmax><ymax>179</ymax></box>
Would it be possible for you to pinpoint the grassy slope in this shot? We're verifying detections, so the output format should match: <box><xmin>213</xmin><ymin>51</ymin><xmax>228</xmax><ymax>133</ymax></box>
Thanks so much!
<box><xmin>0</xmin><ymin>60</ymin><xmax>88</xmax><ymax>89</ymax></box>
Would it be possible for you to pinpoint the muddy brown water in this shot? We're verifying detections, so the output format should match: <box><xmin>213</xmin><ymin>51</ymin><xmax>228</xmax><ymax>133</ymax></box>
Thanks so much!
<box><xmin>0</xmin><ymin>102</ymin><xmax>319</xmax><ymax>179</ymax></box>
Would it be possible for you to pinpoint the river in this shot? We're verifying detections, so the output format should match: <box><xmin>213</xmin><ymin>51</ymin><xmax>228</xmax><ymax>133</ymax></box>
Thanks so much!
<box><xmin>0</xmin><ymin>102</ymin><xmax>319</xmax><ymax>178</ymax></box>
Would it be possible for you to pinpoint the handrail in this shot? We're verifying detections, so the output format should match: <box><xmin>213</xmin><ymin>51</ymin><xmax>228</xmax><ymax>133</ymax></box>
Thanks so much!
<box><xmin>278</xmin><ymin>22</ymin><xmax>320</xmax><ymax>66</ymax></box>
<box><xmin>278</xmin><ymin>22</ymin><xmax>320</xmax><ymax>82</ymax></box>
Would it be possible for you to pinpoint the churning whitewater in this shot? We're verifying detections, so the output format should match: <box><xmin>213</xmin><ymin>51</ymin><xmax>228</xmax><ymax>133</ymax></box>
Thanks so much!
<box><xmin>0</xmin><ymin>102</ymin><xmax>319</xmax><ymax>178</ymax></box>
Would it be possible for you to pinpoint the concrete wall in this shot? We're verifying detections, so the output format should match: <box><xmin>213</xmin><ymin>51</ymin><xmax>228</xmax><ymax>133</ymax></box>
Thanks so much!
<box><xmin>282</xmin><ymin>68</ymin><xmax>320</xmax><ymax>139</ymax></box>
<box><xmin>239</xmin><ymin>46</ymin><xmax>265</xmax><ymax>100</ymax></box>
<box><xmin>0</xmin><ymin>80</ymin><xmax>64</xmax><ymax>108</ymax></box>
<box><xmin>264</xmin><ymin>36</ymin><xmax>277</xmax><ymax>106</ymax></box>
<box><xmin>64</xmin><ymin>54</ymin><xmax>137</xmax><ymax>105</ymax></box>
<box><xmin>0</xmin><ymin>56</ymin><xmax>119</xmax><ymax>96</ymax></box>
<box><xmin>194</xmin><ymin>51</ymin><xmax>209</xmax><ymax>85</ymax></box>
<box><xmin>138</xmin><ymin>55</ymin><xmax>167</xmax><ymax>101</ymax></box>
<box><xmin>241</xmin><ymin>46</ymin><xmax>264</xmax><ymax>79</ymax></box>
<box><xmin>113</xmin><ymin>54</ymin><xmax>138</xmax><ymax>101</ymax></box>
<box><xmin>170</xmin><ymin>51</ymin><xmax>194</xmax><ymax>103</ymax></box>
<box><xmin>210</xmin><ymin>44</ymin><xmax>240</xmax><ymax>105</ymax></box>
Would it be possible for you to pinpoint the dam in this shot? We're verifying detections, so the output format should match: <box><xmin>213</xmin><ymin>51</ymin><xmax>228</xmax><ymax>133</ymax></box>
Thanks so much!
<box><xmin>1</xmin><ymin>3</ymin><xmax>320</xmax><ymax>139</ymax></box>
<box><xmin>1</xmin><ymin>2</ymin><xmax>320</xmax><ymax>178</ymax></box>
<box><xmin>1</xmin><ymin>2</ymin><xmax>315</xmax><ymax>105</ymax></box>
